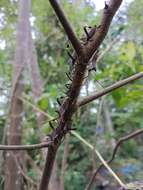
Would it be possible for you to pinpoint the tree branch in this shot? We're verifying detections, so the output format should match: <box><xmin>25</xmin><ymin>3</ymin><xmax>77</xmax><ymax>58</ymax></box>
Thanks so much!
<box><xmin>48</xmin><ymin>0</ymin><xmax>82</xmax><ymax>55</ymax></box>
<box><xmin>0</xmin><ymin>142</ymin><xmax>50</xmax><ymax>151</ymax></box>
<box><xmin>39</xmin><ymin>146</ymin><xmax>58</xmax><ymax>190</ymax></box>
<box><xmin>85</xmin><ymin>129</ymin><xmax>143</xmax><ymax>190</ymax></box>
<box><xmin>39</xmin><ymin>0</ymin><xmax>124</xmax><ymax>189</ymax></box>
<box><xmin>78</xmin><ymin>72</ymin><xmax>143</xmax><ymax>107</ymax></box>
<box><xmin>85</xmin><ymin>0</ymin><xmax>123</xmax><ymax>61</ymax></box>
<box><xmin>60</xmin><ymin>134</ymin><xmax>70</xmax><ymax>190</ymax></box>
<box><xmin>72</xmin><ymin>131</ymin><xmax>126</xmax><ymax>188</ymax></box>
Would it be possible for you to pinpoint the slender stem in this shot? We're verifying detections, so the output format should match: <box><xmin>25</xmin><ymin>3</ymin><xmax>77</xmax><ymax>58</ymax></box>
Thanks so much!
<box><xmin>71</xmin><ymin>131</ymin><xmax>126</xmax><ymax>189</ymax></box>
<box><xmin>0</xmin><ymin>142</ymin><xmax>50</xmax><ymax>151</ymax></box>
<box><xmin>85</xmin><ymin>129</ymin><xmax>143</xmax><ymax>190</ymax></box>
<box><xmin>78</xmin><ymin>72</ymin><xmax>143</xmax><ymax>107</ymax></box>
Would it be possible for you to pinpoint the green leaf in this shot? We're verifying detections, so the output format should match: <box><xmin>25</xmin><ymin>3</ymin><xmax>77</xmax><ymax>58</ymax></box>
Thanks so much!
<box><xmin>37</xmin><ymin>93</ymin><xmax>49</xmax><ymax>110</ymax></box>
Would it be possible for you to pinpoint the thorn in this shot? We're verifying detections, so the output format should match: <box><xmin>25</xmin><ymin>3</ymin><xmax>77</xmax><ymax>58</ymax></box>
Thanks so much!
<box><xmin>46</xmin><ymin>134</ymin><xmax>53</xmax><ymax>142</ymax></box>
<box><xmin>66</xmin><ymin>72</ymin><xmax>72</xmax><ymax>81</ymax></box>
<box><xmin>84</xmin><ymin>26</ymin><xmax>97</xmax><ymax>42</ymax></box>
<box><xmin>104</xmin><ymin>1</ymin><xmax>109</xmax><ymax>9</ymax></box>
<box><xmin>49</xmin><ymin>121</ymin><xmax>54</xmax><ymax>130</ymax></box>
<box><xmin>57</xmin><ymin>98</ymin><xmax>61</xmax><ymax>105</ymax></box>
<box><xmin>89</xmin><ymin>67</ymin><xmax>96</xmax><ymax>72</ymax></box>
<box><xmin>59</xmin><ymin>96</ymin><xmax>66</xmax><ymax>103</ymax></box>
<box><xmin>83</xmin><ymin>26</ymin><xmax>90</xmax><ymax>39</ymax></box>
<box><xmin>67</xmin><ymin>51</ymin><xmax>76</xmax><ymax>65</ymax></box>
<box><xmin>69</xmin><ymin>127</ymin><xmax>76</xmax><ymax>131</ymax></box>
<box><xmin>60</xmin><ymin>96</ymin><xmax>65</xmax><ymax>99</ymax></box>
<box><xmin>66</xmin><ymin>43</ymin><xmax>70</xmax><ymax>48</ymax></box>
<box><xmin>65</xmin><ymin>83</ymin><xmax>70</xmax><ymax>89</ymax></box>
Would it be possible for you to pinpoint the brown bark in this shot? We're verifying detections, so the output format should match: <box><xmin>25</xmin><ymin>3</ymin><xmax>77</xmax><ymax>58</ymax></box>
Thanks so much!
<box><xmin>50</xmin><ymin>160</ymin><xmax>60</xmax><ymax>190</ymax></box>
<box><xmin>39</xmin><ymin>146</ymin><xmax>58</xmax><ymax>190</ymax></box>
<box><xmin>4</xmin><ymin>0</ymin><xmax>31</xmax><ymax>190</ymax></box>
<box><xmin>60</xmin><ymin>134</ymin><xmax>70</xmax><ymax>190</ymax></box>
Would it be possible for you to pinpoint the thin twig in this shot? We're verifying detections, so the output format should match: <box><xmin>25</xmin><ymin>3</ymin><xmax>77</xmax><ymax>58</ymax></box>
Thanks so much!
<box><xmin>86</xmin><ymin>129</ymin><xmax>143</xmax><ymax>190</ymax></box>
<box><xmin>19</xmin><ymin>95</ymin><xmax>53</xmax><ymax>120</ymax></box>
<box><xmin>71</xmin><ymin>131</ymin><xmax>126</xmax><ymax>189</ymax></box>
<box><xmin>77</xmin><ymin>72</ymin><xmax>143</xmax><ymax>107</ymax></box>
<box><xmin>96</xmin><ymin>35</ymin><xmax>120</xmax><ymax>63</ymax></box>
<box><xmin>0</xmin><ymin>142</ymin><xmax>51</xmax><ymax>151</ymax></box>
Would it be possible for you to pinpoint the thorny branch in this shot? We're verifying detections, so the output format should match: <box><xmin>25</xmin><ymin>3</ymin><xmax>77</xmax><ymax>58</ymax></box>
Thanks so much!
<box><xmin>86</xmin><ymin>129</ymin><xmax>143</xmax><ymax>190</ymax></box>
<box><xmin>1</xmin><ymin>0</ymin><xmax>129</xmax><ymax>189</ymax></box>
<box><xmin>31</xmin><ymin>0</ymin><xmax>125</xmax><ymax>189</ymax></box>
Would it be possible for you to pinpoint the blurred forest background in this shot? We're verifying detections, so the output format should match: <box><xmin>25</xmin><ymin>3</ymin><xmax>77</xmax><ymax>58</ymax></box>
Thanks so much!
<box><xmin>0</xmin><ymin>0</ymin><xmax>143</xmax><ymax>189</ymax></box>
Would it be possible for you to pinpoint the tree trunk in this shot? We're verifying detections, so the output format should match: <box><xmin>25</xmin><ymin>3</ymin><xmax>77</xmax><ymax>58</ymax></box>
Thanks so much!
<box><xmin>103</xmin><ymin>99</ymin><xmax>116</xmax><ymax>150</ymax></box>
<box><xmin>27</xmin><ymin>16</ymin><xmax>60</xmax><ymax>190</ymax></box>
<box><xmin>4</xmin><ymin>0</ymin><xmax>31</xmax><ymax>190</ymax></box>
<box><xmin>27</xmin><ymin>17</ymin><xmax>46</xmax><ymax>146</ymax></box>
